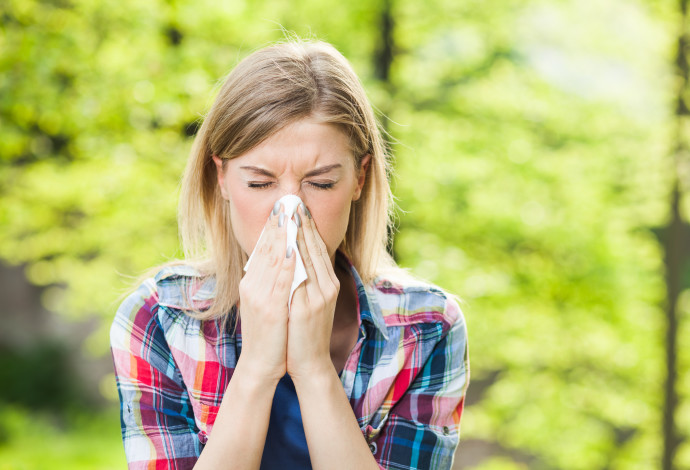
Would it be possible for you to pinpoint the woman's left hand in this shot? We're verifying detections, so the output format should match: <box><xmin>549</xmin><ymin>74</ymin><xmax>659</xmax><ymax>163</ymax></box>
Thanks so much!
<box><xmin>286</xmin><ymin>204</ymin><xmax>340</xmax><ymax>381</ymax></box>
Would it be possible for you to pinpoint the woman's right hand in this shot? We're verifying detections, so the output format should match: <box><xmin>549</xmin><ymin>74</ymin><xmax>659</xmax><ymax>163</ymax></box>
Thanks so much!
<box><xmin>235</xmin><ymin>204</ymin><xmax>295</xmax><ymax>385</ymax></box>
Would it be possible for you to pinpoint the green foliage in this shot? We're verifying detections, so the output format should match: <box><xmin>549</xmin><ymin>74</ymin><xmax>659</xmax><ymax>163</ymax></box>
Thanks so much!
<box><xmin>0</xmin><ymin>0</ymin><xmax>686</xmax><ymax>467</ymax></box>
<box><xmin>389</xmin><ymin>0</ymin><xmax>678</xmax><ymax>466</ymax></box>
<box><xmin>0</xmin><ymin>407</ymin><xmax>125</xmax><ymax>469</ymax></box>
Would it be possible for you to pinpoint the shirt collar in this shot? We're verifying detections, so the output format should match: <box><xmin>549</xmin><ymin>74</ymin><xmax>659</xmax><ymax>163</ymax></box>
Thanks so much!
<box><xmin>156</xmin><ymin>254</ymin><xmax>389</xmax><ymax>341</ymax></box>
<box><xmin>155</xmin><ymin>264</ymin><xmax>215</xmax><ymax>310</ymax></box>
<box><xmin>337</xmin><ymin>251</ymin><xmax>389</xmax><ymax>340</ymax></box>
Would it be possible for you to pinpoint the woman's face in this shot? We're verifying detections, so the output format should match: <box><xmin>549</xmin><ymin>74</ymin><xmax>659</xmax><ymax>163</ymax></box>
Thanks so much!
<box><xmin>213</xmin><ymin>117</ymin><xmax>370</xmax><ymax>263</ymax></box>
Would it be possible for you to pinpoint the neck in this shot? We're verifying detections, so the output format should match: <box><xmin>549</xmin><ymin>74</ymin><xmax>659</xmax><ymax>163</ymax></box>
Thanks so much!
<box><xmin>334</xmin><ymin>261</ymin><xmax>358</xmax><ymax>326</ymax></box>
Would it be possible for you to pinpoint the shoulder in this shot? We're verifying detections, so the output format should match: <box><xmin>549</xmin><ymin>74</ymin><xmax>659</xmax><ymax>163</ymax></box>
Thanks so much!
<box><xmin>369</xmin><ymin>271</ymin><xmax>465</xmax><ymax>334</ymax></box>
<box><xmin>153</xmin><ymin>263</ymin><xmax>216</xmax><ymax>311</ymax></box>
<box><xmin>110</xmin><ymin>263</ymin><xmax>213</xmax><ymax>343</ymax></box>
<box><xmin>341</xmin><ymin>251</ymin><xmax>464</xmax><ymax>339</ymax></box>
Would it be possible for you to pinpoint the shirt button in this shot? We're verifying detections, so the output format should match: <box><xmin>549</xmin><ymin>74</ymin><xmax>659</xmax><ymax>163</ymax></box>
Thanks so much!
<box><xmin>443</xmin><ymin>426</ymin><xmax>450</xmax><ymax>435</ymax></box>
<box><xmin>197</xmin><ymin>430</ymin><xmax>208</xmax><ymax>445</ymax></box>
<box><xmin>369</xmin><ymin>442</ymin><xmax>377</xmax><ymax>454</ymax></box>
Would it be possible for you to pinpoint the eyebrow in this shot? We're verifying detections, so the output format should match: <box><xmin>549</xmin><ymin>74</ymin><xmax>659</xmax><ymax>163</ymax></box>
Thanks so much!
<box><xmin>239</xmin><ymin>164</ymin><xmax>343</xmax><ymax>178</ymax></box>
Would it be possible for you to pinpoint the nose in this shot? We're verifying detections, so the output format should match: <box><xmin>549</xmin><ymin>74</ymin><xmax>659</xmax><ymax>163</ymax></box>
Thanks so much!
<box><xmin>274</xmin><ymin>189</ymin><xmax>306</xmax><ymax>219</ymax></box>
<box><xmin>280</xmin><ymin>184</ymin><xmax>304</xmax><ymax>200</ymax></box>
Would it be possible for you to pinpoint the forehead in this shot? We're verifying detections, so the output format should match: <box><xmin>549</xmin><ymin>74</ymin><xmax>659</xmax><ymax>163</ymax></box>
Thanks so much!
<box><xmin>229</xmin><ymin>119</ymin><xmax>355</xmax><ymax>170</ymax></box>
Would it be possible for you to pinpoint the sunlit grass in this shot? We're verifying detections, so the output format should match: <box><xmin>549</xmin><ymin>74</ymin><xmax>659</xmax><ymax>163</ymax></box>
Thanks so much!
<box><xmin>0</xmin><ymin>406</ymin><xmax>126</xmax><ymax>470</ymax></box>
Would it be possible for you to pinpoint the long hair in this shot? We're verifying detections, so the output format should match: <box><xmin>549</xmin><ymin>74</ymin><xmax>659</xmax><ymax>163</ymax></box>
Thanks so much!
<box><xmin>128</xmin><ymin>39</ymin><xmax>397</xmax><ymax>323</ymax></box>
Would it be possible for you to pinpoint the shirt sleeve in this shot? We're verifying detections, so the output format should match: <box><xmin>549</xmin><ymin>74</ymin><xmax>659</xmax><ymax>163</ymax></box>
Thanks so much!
<box><xmin>110</xmin><ymin>278</ymin><xmax>201</xmax><ymax>470</ymax></box>
<box><xmin>372</xmin><ymin>296</ymin><xmax>470</xmax><ymax>470</ymax></box>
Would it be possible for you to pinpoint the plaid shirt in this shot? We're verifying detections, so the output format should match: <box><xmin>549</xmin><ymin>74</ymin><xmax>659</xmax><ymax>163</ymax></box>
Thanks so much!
<box><xmin>111</xmin><ymin>255</ymin><xmax>470</xmax><ymax>469</ymax></box>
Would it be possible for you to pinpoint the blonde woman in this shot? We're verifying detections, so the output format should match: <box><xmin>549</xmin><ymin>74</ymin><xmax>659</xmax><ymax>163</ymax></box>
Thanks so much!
<box><xmin>110</xmin><ymin>39</ymin><xmax>470</xmax><ymax>470</ymax></box>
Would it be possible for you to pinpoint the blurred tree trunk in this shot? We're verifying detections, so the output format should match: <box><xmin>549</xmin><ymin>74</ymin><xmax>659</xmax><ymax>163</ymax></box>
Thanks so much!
<box><xmin>662</xmin><ymin>181</ymin><xmax>685</xmax><ymax>470</ymax></box>
<box><xmin>373</xmin><ymin>0</ymin><xmax>394</xmax><ymax>88</ymax></box>
<box><xmin>662</xmin><ymin>1</ymin><xmax>690</xmax><ymax>468</ymax></box>
<box><xmin>373</xmin><ymin>0</ymin><xmax>398</xmax><ymax>260</ymax></box>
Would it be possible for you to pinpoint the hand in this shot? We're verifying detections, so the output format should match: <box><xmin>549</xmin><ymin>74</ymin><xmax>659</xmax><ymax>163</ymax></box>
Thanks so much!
<box><xmin>236</xmin><ymin>205</ymin><xmax>295</xmax><ymax>385</ymax></box>
<box><xmin>286</xmin><ymin>204</ymin><xmax>340</xmax><ymax>380</ymax></box>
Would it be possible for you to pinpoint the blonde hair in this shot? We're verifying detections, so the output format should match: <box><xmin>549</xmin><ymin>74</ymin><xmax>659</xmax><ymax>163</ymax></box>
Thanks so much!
<box><xmin>128</xmin><ymin>39</ymin><xmax>398</xmax><ymax>323</ymax></box>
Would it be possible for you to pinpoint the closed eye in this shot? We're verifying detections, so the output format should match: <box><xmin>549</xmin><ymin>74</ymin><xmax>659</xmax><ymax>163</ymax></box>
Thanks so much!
<box><xmin>308</xmin><ymin>181</ymin><xmax>335</xmax><ymax>190</ymax></box>
<box><xmin>246</xmin><ymin>181</ymin><xmax>335</xmax><ymax>190</ymax></box>
<box><xmin>247</xmin><ymin>182</ymin><xmax>273</xmax><ymax>189</ymax></box>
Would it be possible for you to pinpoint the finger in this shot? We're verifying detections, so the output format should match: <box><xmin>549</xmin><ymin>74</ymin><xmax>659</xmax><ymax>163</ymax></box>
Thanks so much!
<box><xmin>259</xmin><ymin>202</ymin><xmax>283</xmax><ymax>256</ymax></box>
<box><xmin>242</xmin><ymin>220</ymin><xmax>288</xmax><ymax>317</ymax></box>
<box><xmin>295</xmin><ymin>214</ymin><xmax>319</xmax><ymax>296</ymax></box>
<box><xmin>289</xmin><ymin>275</ymin><xmax>308</xmax><ymax>313</ymax></box>
<box><xmin>297</xmin><ymin>217</ymin><xmax>338</xmax><ymax>312</ymax></box>
<box><xmin>298</xmin><ymin>204</ymin><xmax>338</xmax><ymax>290</ymax></box>
<box><xmin>247</xmin><ymin>203</ymin><xmax>286</xmax><ymax>286</ymax></box>
<box><xmin>295</xmin><ymin>215</ymin><xmax>332</xmax><ymax>315</ymax></box>
<box><xmin>263</xmin><ymin>204</ymin><xmax>290</xmax><ymax>289</ymax></box>
<box><xmin>246</xmin><ymin>202</ymin><xmax>279</xmax><ymax>271</ymax></box>
<box><xmin>303</xmin><ymin>204</ymin><xmax>338</xmax><ymax>287</ymax></box>
<box><xmin>298</xmin><ymin>204</ymin><xmax>335</xmax><ymax>290</ymax></box>
<box><xmin>273</xmin><ymin>243</ymin><xmax>297</xmax><ymax>304</ymax></box>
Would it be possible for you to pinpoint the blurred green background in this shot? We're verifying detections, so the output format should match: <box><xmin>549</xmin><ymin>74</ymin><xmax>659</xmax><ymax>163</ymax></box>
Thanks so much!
<box><xmin>0</xmin><ymin>0</ymin><xmax>687</xmax><ymax>468</ymax></box>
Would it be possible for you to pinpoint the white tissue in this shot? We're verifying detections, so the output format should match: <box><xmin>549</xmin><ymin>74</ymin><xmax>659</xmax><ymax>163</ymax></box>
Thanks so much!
<box><xmin>243</xmin><ymin>194</ymin><xmax>308</xmax><ymax>311</ymax></box>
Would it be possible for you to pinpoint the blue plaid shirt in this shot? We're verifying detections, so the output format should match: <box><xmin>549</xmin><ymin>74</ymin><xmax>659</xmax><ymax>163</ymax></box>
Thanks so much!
<box><xmin>111</xmin><ymin>256</ymin><xmax>470</xmax><ymax>469</ymax></box>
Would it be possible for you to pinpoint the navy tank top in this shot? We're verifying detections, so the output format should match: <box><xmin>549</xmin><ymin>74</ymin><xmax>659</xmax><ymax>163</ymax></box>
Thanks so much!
<box><xmin>260</xmin><ymin>373</ymin><xmax>311</xmax><ymax>469</ymax></box>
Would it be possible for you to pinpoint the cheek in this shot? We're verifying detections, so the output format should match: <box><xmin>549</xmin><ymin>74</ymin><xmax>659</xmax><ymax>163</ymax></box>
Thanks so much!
<box><xmin>306</xmin><ymin>193</ymin><xmax>353</xmax><ymax>255</ymax></box>
<box><xmin>227</xmin><ymin>188</ymin><xmax>274</xmax><ymax>254</ymax></box>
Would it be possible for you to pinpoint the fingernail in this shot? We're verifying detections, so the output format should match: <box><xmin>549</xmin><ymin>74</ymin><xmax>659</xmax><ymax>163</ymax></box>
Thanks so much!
<box><xmin>278</xmin><ymin>212</ymin><xmax>285</xmax><ymax>227</ymax></box>
<box><xmin>294</xmin><ymin>212</ymin><xmax>301</xmax><ymax>228</ymax></box>
<box><xmin>286</xmin><ymin>246</ymin><xmax>293</xmax><ymax>258</ymax></box>
<box><xmin>304</xmin><ymin>206</ymin><xmax>312</xmax><ymax>219</ymax></box>
<box><xmin>272</xmin><ymin>201</ymin><xmax>281</xmax><ymax>216</ymax></box>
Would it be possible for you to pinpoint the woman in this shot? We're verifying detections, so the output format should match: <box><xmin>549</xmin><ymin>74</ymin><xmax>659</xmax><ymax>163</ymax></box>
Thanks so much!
<box><xmin>110</xmin><ymin>39</ymin><xmax>469</xmax><ymax>470</ymax></box>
